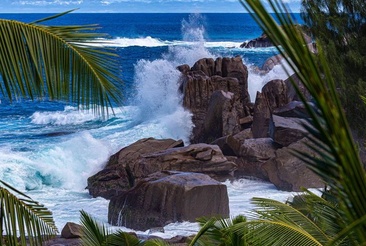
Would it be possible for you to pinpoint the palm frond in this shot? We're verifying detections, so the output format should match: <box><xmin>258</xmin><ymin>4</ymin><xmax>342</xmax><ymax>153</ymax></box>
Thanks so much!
<box><xmin>107</xmin><ymin>230</ymin><xmax>143</xmax><ymax>246</ymax></box>
<box><xmin>144</xmin><ymin>238</ymin><xmax>171</xmax><ymax>246</ymax></box>
<box><xmin>80</xmin><ymin>210</ymin><xmax>144</xmax><ymax>246</ymax></box>
<box><xmin>239</xmin><ymin>0</ymin><xmax>366</xmax><ymax>243</ymax></box>
<box><xmin>189</xmin><ymin>217</ymin><xmax>218</xmax><ymax>246</ymax></box>
<box><xmin>288</xmin><ymin>190</ymin><xmax>345</xmax><ymax>238</ymax></box>
<box><xmin>190</xmin><ymin>215</ymin><xmax>247</xmax><ymax>246</ymax></box>
<box><xmin>0</xmin><ymin>186</ymin><xmax>58</xmax><ymax>246</ymax></box>
<box><xmin>238</xmin><ymin>220</ymin><xmax>322</xmax><ymax>246</ymax></box>
<box><xmin>0</xmin><ymin>16</ymin><xmax>123</xmax><ymax>116</ymax></box>
<box><xmin>30</xmin><ymin>9</ymin><xmax>78</xmax><ymax>24</ymax></box>
<box><xmin>79</xmin><ymin>210</ymin><xmax>109</xmax><ymax>246</ymax></box>
<box><xmin>246</xmin><ymin>197</ymin><xmax>330</xmax><ymax>244</ymax></box>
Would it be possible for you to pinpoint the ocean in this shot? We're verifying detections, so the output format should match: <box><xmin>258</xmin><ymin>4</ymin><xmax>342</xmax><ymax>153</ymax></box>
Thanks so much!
<box><xmin>0</xmin><ymin>13</ymin><xmax>302</xmax><ymax>237</ymax></box>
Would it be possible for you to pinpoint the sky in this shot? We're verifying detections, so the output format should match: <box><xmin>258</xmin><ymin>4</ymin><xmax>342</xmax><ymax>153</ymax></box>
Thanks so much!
<box><xmin>0</xmin><ymin>0</ymin><xmax>301</xmax><ymax>13</ymax></box>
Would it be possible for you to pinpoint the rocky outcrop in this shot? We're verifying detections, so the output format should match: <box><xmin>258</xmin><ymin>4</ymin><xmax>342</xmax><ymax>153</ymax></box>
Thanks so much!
<box><xmin>87</xmin><ymin>139</ymin><xmax>236</xmax><ymax>199</ymax></box>
<box><xmin>108</xmin><ymin>171</ymin><xmax>229</xmax><ymax>231</ymax></box>
<box><xmin>61</xmin><ymin>222</ymin><xmax>83</xmax><ymax>239</ymax></box>
<box><xmin>251</xmin><ymin>91</ymin><xmax>271</xmax><ymax>138</ymax></box>
<box><xmin>269</xmin><ymin>115</ymin><xmax>308</xmax><ymax>147</ymax></box>
<box><xmin>262</xmin><ymin>54</ymin><xmax>283</xmax><ymax>72</ymax></box>
<box><xmin>240</xmin><ymin>33</ymin><xmax>273</xmax><ymax>48</ymax></box>
<box><xmin>203</xmin><ymin>90</ymin><xmax>241</xmax><ymax>141</ymax></box>
<box><xmin>132</xmin><ymin>143</ymin><xmax>237</xmax><ymax>182</ymax></box>
<box><xmin>232</xmin><ymin>138</ymin><xmax>278</xmax><ymax>180</ymax></box>
<box><xmin>210</xmin><ymin>135</ymin><xmax>242</xmax><ymax>156</ymax></box>
<box><xmin>262</xmin><ymin>138</ymin><xmax>324</xmax><ymax>191</ymax></box>
<box><xmin>240</xmin><ymin>26</ymin><xmax>312</xmax><ymax>49</ymax></box>
<box><xmin>87</xmin><ymin>138</ymin><xmax>184</xmax><ymax>199</ymax></box>
<box><xmin>178</xmin><ymin>56</ymin><xmax>250</xmax><ymax>143</ymax></box>
<box><xmin>251</xmin><ymin>79</ymin><xmax>298</xmax><ymax>138</ymax></box>
<box><xmin>273</xmin><ymin>101</ymin><xmax>310</xmax><ymax>118</ymax></box>
<box><xmin>285</xmin><ymin>74</ymin><xmax>312</xmax><ymax>102</ymax></box>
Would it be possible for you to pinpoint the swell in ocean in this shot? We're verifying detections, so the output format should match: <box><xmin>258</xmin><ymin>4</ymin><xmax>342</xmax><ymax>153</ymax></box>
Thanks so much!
<box><xmin>0</xmin><ymin>13</ymin><xmax>296</xmax><ymax>237</ymax></box>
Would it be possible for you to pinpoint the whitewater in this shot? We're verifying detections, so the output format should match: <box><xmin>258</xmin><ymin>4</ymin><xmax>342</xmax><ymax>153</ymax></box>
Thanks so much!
<box><xmin>0</xmin><ymin>13</ymin><xmax>299</xmax><ymax>238</ymax></box>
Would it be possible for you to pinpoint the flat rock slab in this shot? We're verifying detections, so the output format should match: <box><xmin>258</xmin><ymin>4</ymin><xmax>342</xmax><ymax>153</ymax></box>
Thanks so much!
<box><xmin>108</xmin><ymin>171</ymin><xmax>229</xmax><ymax>231</ymax></box>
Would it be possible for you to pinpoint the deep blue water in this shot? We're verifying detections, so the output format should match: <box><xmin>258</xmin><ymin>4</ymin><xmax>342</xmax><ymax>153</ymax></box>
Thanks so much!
<box><xmin>0</xmin><ymin>13</ymin><xmax>301</xmax><ymax>102</ymax></box>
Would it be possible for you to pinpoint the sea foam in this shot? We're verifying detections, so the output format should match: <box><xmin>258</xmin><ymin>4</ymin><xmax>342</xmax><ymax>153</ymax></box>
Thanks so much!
<box><xmin>30</xmin><ymin>106</ymin><xmax>98</xmax><ymax>125</ymax></box>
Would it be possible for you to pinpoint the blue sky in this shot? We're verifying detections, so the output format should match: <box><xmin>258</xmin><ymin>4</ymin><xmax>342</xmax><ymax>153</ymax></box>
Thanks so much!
<box><xmin>0</xmin><ymin>0</ymin><xmax>301</xmax><ymax>13</ymax></box>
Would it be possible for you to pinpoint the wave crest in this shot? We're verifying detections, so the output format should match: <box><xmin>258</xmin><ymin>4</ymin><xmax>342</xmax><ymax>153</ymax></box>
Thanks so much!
<box><xmin>30</xmin><ymin>106</ymin><xmax>98</xmax><ymax>125</ymax></box>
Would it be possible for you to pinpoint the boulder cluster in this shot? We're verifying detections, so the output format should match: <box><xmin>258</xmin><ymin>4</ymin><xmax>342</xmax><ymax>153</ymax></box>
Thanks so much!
<box><xmin>86</xmin><ymin>53</ymin><xmax>323</xmax><ymax>231</ymax></box>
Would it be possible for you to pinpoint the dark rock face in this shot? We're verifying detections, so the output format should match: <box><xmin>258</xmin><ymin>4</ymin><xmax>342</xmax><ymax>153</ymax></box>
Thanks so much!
<box><xmin>251</xmin><ymin>91</ymin><xmax>271</xmax><ymax>138</ymax></box>
<box><xmin>87</xmin><ymin>168</ymin><xmax>131</xmax><ymax>200</ymax></box>
<box><xmin>179</xmin><ymin>56</ymin><xmax>250</xmax><ymax>143</ymax></box>
<box><xmin>262</xmin><ymin>54</ymin><xmax>283</xmax><ymax>72</ymax></box>
<box><xmin>269</xmin><ymin>115</ymin><xmax>308</xmax><ymax>147</ymax></box>
<box><xmin>87</xmin><ymin>139</ymin><xmax>236</xmax><ymax>199</ymax></box>
<box><xmin>240</xmin><ymin>33</ymin><xmax>273</xmax><ymax>48</ymax></box>
<box><xmin>285</xmin><ymin>73</ymin><xmax>312</xmax><ymax>102</ymax></box>
<box><xmin>273</xmin><ymin>101</ymin><xmax>310</xmax><ymax>118</ymax></box>
<box><xmin>108</xmin><ymin>171</ymin><xmax>229</xmax><ymax>231</ymax></box>
<box><xmin>261</xmin><ymin>79</ymin><xmax>290</xmax><ymax>109</ymax></box>
<box><xmin>87</xmin><ymin>138</ymin><xmax>184</xmax><ymax>199</ymax></box>
<box><xmin>241</xmin><ymin>27</ymin><xmax>312</xmax><ymax>49</ymax></box>
<box><xmin>204</xmin><ymin>90</ymin><xmax>241</xmax><ymax>141</ymax></box>
<box><xmin>251</xmin><ymin>79</ymin><xmax>292</xmax><ymax>138</ymax></box>
<box><xmin>262</xmin><ymin>138</ymin><xmax>324</xmax><ymax>191</ymax></box>
<box><xmin>132</xmin><ymin>143</ymin><xmax>237</xmax><ymax>182</ymax></box>
<box><xmin>210</xmin><ymin>135</ymin><xmax>242</xmax><ymax>156</ymax></box>
<box><xmin>232</xmin><ymin>138</ymin><xmax>278</xmax><ymax>180</ymax></box>
<box><xmin>61</xmin><ymin>222</ymin><xmax>83</xmax><ymax>239</ymax></box>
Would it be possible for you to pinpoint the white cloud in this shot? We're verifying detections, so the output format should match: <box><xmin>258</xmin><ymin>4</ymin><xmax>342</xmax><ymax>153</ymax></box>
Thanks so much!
<box><xmin>14</xmin><ymin>0</ymin><xmax>83</xmax><ymax>6</ymax></box>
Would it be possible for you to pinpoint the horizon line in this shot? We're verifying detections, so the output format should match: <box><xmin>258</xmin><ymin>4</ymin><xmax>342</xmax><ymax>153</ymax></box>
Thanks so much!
<box><xmin>0</xmin><ymin>12</ymin><xmax>301</xmax><ymax>14</ymax></box>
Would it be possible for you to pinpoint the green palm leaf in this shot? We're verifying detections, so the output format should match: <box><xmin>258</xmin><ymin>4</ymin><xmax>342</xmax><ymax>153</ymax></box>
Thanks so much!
<box><xmin>288</xmin><ymin>190</ymin><xmax>345</xmax><ymax>239</ymax></box>
<box><xmin>80</xmin><ymin>210</ymin><xmax>145</xmax><ymax>246</ymax></box>
<box><xmin>0</xmin><ymin>11</ymin><xmax>123</xmax><ymax>115</ymax></box>
<box><xmin>239</xmin><ymin>220</ymin><xmax>322</xmax><ymax>246</ymax></box>
<box><xmin>241</xmin><ymin>197</ymin><xmax>330</xmax><ymax>245</ymax></box>
<box><xmin>0</xmin><ymin>181</ymin><xmax>57</xmax><ymax>246</ymax></box>
<box><xmin>80</xmin><ymin>210</ymin><xmax>109</xmax><ymax>246</ymax></box>
<box><xmin>144</xmin><ymin>239</ymin><xmax>171</xmax><ymax>246</ymax></box>
<box><xmin>107</xmin><ymin>230</ymin><xmax>143</xmax><ymax>246</ymax></box>
<box><xmin>190</xmin><ymin>215</ymin><xmax>247</xmax><ymax>246</ymax></box>
<box><xmin>239</xmin><ymin>0</ymin><xmax>366</xmax><ymax>244</ymax></box>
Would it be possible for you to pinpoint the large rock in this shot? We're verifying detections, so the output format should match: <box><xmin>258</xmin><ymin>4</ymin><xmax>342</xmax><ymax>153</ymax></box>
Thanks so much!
<box><xmin>240</xmin><ymin>33</ymin><xmax>273</xmax><ymax>48</ymax></box>
<box><xmin>210</xmin><ymin>135</ymin><xmax>242</xmax><ymax>156</ymax></box>
<box><xmin>285</xmin><ymin>74</ymin><xmax>312</xmax><ymax>102</ymax></box>
<box><xmin>87</xmin><ymin>138</ymin><xmax>184</xmax><ymax>199</ymax></box>
<box><xmin>262</xmin><ymin>79</ymin><xmax>290</xmax><ymax>109</ymax></box>
<box><xmin>105</xmin><ymin>138</ymin><xmax>184</xmax><ymax>169</ymax></box>
<box><xmin>87</xmin><ymin>140</ymin><xmax>236</xmax><ymax>199</ymax></box>
<box><xmin>108</xmin><ymin>171</ymin><xmax>229</xmax><ymax>231</ymax></box>
<box><xmin>241</xmin><ymin>27</ymin><xmax>312</xmax><ymax>49</ymax></box>
<box><xmin>133</xmin><ymin>143</ymin><xmax>237</xmax><ymax>182</ymax></box>
<box><xmin>87</xmin><ymin>168</ymin><xmax>131</xmax><ymax>199</ymax></box>
<box><xmin>251</xmin><ymin>79</ymin><xmax>291</xmax><ymax>138</ymax></box>
<box><xmin>262</xmin><ymin>54</ymin><xmax>283</xmax><ymax>72</ymax></box>
<box><xmin>203</xmin><ymin>90</ymin><xmax>241</xmax><ymax>142</ymax></box>
<box><xmin>262</xmin><ymin>138</ymin><xmax>324</xmax><ymax>191</ymax></box>
<box><xmin>269</xmin><ymin>115</ymin><xmax>308</xmax><ymax>147</ymax></box>
<box><xmin>61</xmin><ymin>222</ymin><xmax>83</xmax><ymax>239</ymax></box>
<box><xmin>233</xmin><ymin>138</ymin><xmax>278</xmax><ymax>180</ymax></box>
<box><xmin>251</xmin><ymin>91</ymin><xmax>271</xmax><ymax>138</ymax></box>
<box><xmin>179</xmin><ymin>56</ymin><xmax>250</xmax><ymax>143</ymax></box>
<box><xmin>273</xmin><ymin>101</ymin><xmax>310</xmax><ymax>118</ymax></box>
